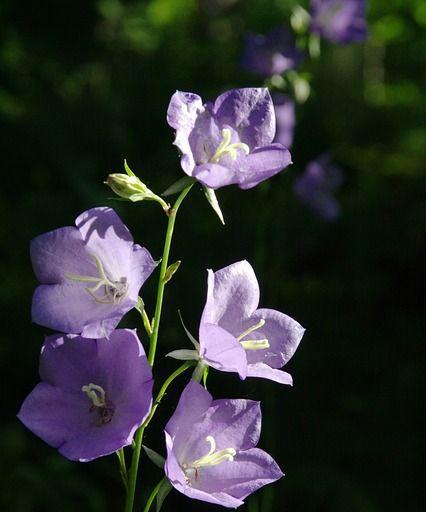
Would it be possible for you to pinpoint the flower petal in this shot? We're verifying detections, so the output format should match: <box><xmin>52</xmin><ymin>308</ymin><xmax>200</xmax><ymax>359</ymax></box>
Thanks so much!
<box><xmin>126</xmin><ymin>243</ymin><xmax>157</xmax><ymax>302</ymax></box>
<box><xmin>213</xmin><ymin>88</ymin><xmax>275</xmax><ymax>149</ymax></box>
<box><xmin>237</xmin><ymin>143</ymin><xmax>292</xmax><ymax>190</ymax></box>
<box><xmin>193</xmin><ymin>162</ymin><xmax>238</xmax><ymax>190</ymax></box>
<box><xmin>199</xmin><ymin>323</ymin><xmax>247</xmax><ymax>380</ymax></box>
<box><xmin>201</xmin><ymin>261</ymin><xmax>260</xmax><ymax>332</ymax></box>
<box><xmin>246</xmin><ymin>363</ymin><xmax>293</xmax><ymax>385</ymax></box>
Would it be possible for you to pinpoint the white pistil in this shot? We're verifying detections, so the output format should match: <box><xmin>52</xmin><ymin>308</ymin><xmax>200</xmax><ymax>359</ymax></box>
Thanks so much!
<box><xmin>240</xmin><ymin>339</ymin><xmax>270</xmax><ymax>350</ymax></box>
<box><xmin>210</xmin><ymin>128</ymin><xmax>249</xmax><ymax>163</ymax></box>
<box><xmin>237</xmin><ymin>319</ymin><xmax>270</xmax><ymax>351</ymax></box>
<box><xmin>65</xmin><ymin>253</ymin><xmax>129</xmax><ymax>305</ymax></box>
<box><xmin>182</xmin><ymin>436</ymin><xmax>236</xmax><ymax>472</ymax></box>
<box><xmin>82</xmin><ymin>383</ymin><xmax>107</xmax><ymax>408</ymax></box>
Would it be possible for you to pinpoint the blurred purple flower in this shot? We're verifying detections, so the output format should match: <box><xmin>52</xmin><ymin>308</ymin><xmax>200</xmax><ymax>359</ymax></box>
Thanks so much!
<box><xmin>164</xmin><ymin>380</ymin><xmax>283</xmax><ymax>508</ymax></box>
<box><xmin>17</xmin><ymin>329</ymin><xmax>153</xmax><ymax>462</ymax></box>
<box><xmin>272</xmin><ymin>93</ymin><xmax>295</xmax><ymax>148</ymax></box>
<box><xmin>31</xmin><ymin>207</ymin><xmax>156</xmax><ymax>339</ymax></box>
<box><xmin>167</xmin><ymin>88</ymin><xmax>292</xmax><ymax>190</ymax></box>
<box><xmin>294</xmin><ymin>155</ymin><xmax>343</xmax><ymax>220</ymax></box>
<box><xmin>241</xmin><ymin>27</ymin><xmax>304</xmax><ymax>77</ymax></box>
<box><xmin>169</xmin><ymin>260</ymin><xmax>304</xmax><ymax>384</ymax></box>
<box><xmin>310</xmin><ymin>0</ymin><xmax>367</xmax><ymax>44</ymax></box>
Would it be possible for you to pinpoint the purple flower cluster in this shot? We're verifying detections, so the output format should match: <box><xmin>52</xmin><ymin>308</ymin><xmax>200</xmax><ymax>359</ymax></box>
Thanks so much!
<box><xmin>310</xmin><ymin>0</ymin><xmax>367</xmax><ymax>44</ymax></box>
<box><xmin>19</xmin><ymin>88</ymin><xmax>304</xmax><ymax>509</ymax></box>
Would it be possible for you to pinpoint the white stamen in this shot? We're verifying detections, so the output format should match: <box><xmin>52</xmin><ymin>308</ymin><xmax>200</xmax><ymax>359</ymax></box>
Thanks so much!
<box><xmin>236</xmin><ymin>319</ymin><xmax>265</xmax><ymax>341</ymax></box>
<box><xmin>82</xmin><ymin>383</ymin><xmax>107</xmax><ymax>408</ymax></box>
<box><xmin>210</xmin><ymin>128</ymin><xmax>249</xmax><ymax>163</ymax></box>
<box><xmin>66</xmin><ymin>253</ymin><xmax>129</xmax><ymax>305</ymax></box>
<box><xmin>240</xmin><ymin>339</ymin><xmax>270</xmax><ymax>350</ymax></box>
<box><xmin>182</xmin><ymin>436</ymin><xmax>236</xmax><ymax>473</ymax></box>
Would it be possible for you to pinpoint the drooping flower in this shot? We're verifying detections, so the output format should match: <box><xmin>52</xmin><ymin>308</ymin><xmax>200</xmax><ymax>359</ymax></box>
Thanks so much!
<box><xmin>310</xmin><ymin>0</ymin><xmax>367</xmax><ymax>44</ymax></box>
<box><xmin>169</xmin><ymin>260</ymin><xmax>304</xmax><ymax>385</ymax></box>
<box><xmin>272</xmin><ymin>93</ymin><xmax>295</xmax><ymax>149</ymax></box>
<box><xmin>294</xmin><ymin>155</ymin><xmax>343</xmax><ymax>220</ymax></box>
<box><xmin>17</xmin><ymin>329</ymin><xmax>153</xmax><ymax>462</ymax></box>
<box><xmin>164</xmin><ymin>380</ymin><xmax>283</xmax><ymax>508</ymax></box>
<box><xmin>167</xmin><ymin>88</ymin><xmax>292</xmax><ymax>190</ymax></box>
<box><xmin>31</xmin><ymin>207</ymin><xmax>156</xmax><ymax>338</ymax></box>
<box><xmin>241</xmin><ymin>27</ymin><xmax>304</xmax><ymax>78</ymax></box>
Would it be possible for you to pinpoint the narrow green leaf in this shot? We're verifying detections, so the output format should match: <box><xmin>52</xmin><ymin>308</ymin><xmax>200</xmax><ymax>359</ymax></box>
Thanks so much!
<box><xmin>143</xmin><ymin>446</ymin><xmax>165</xmax><ymax>469</ymax></box>
<box><xmin>156</xmin><ymin>479</ymin><xmax>173</xmax><ymax>512</ymax></box>
<box><xmin>163</xmin><ymin>260</ymin><xmax>181</xmax><ymax>284</ymax></box>
<box><xmin>204</xmin><ymin>186</ymin><xmax>225</xmax><ymax>225</ymax></box>
<box><xmin>162</xmin><ymin>176</ymin><xmax>195</xmax><ymax>197</ymax></box>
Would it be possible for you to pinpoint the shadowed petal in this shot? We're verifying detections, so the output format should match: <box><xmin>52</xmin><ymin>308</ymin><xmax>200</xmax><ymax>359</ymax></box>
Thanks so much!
<box><xmin>247</xmin><ymin>363</ymin><xmax>293</xmax><ymax>385</ymax></box>
<box><xmin>199</xmin><ymin>323</ymin><xmax>247</xmax><ymax>380</ymax></box>
<box><xmin>238</xmin><ymin>144</ymin><xmax>292</xmax><ymax>190</ymax></box>
<box><xmin>127</xmin><ymin>244</ymin><xmax>157</xmax><ymax>302</ymax></box>
<box><xmin>213</xmin><ymin>88</ymin><xmax>276</xmax><ymax>149</ymax></box>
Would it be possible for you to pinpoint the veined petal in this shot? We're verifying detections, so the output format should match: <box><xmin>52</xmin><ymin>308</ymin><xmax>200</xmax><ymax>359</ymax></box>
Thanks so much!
<box><xmin>237</xmin><ymin>143</ymin><xmax>292</xmax><ymax>190</ymax></box>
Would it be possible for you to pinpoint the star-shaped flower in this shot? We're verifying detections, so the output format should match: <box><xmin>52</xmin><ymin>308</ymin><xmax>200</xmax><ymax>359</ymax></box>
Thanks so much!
<box><xmin>31</xmin><ymin>207</ymin><xmax>156</xmax><ymax>338</ymax></box>
<box><xmin>164</xmin><ymin>380</ymin><xmax>283</xmax><ymax>508</ymax></box>
<box><xmin>17</xmin><ymin>329</ymin><xmax>153</xmax><ymax>462</ymax></box>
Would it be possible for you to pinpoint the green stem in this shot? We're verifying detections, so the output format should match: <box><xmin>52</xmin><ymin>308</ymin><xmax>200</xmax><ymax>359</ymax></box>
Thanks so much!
<box><xmin>143</xmin><ymin>479</ymin><xmax>164</xmax><ymax>512</ymax></box>
<box><xmin>148</xmin><ymin>183</ymin><xmax>193</xmax><ymax>366</ymax></box>
<box><xmin>124</xmin><ymin>183</ymin><xmax>193</xmax><ymax>512</ymax></box>
<box><xmin>117</xmin><ymin>448</ymin><xmax>128</xmax><ymax>489</ymax></box>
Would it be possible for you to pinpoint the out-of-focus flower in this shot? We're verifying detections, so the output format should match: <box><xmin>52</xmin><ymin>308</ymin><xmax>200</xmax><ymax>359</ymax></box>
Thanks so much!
<box><xmin>168</xmin><ymin>260</ymin><xmax>304</xmax><ymax>385</ymax></box>
<box><xmin>31</xmin><ymin>207</ymin><xmax>156</xmax><ymax>338</ymax></box>
<box><xmin>294</xmin><ymin>155</ymin><xmax>343</xmax><ymax>220</ymax></box>
<box><xmin>310</xmin><ymin>0</ymin><xmax>367</xmax><ymax>44</ymax></box>
<box><xmin>241</xmin><ymin>27</ymin><xmax>304</xmax><ymax>77</ymax></box>
<box><xmin>164</xmin><ymin>380</ymin><xmax>283</xmax><ymax>508</ymax></box>
<box><xmin>272</xmin><ymin>93</ymin><xmax>295</xmax><ymax>148</ymax></box>
<box><xmin>17</xmin><ymin>329</ymin><xmax>153</xmax><ymax>462</ymax></box>
<box><xmin>167</xmin><ymin>88</ymin><xmax>292</xmax><ymax>190</ymax></box>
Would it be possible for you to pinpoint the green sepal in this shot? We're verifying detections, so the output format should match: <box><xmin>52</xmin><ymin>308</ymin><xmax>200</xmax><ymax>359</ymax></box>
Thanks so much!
<box><xmin>156</xmin><ymin>478</ymin><xmax>173</xmax><ymax>512</ymax></box>
<box><xmin>162</xmin><ymin>176</ymin><xmax>195</xmax><ymax>197</ymax></box>
<box><xmin>143</xmin><ymin>446</ymin><xmax>165</xmax><ymax>469</ymax></box>
<box><xmin>202</xmin><ymin>365</ymin><xmax>209</xmax><ymax>388</ymax></box>
<box><xmin>204</xmin><ymin>186</ymin><xmax>225</xmax><ymax>225</ymax></box>
<box><xmin>124</xmin><ymin>158</ymin><xmax>136</xmax><ymax>177</ymax></box>
<box><xmin>163</xmin><ymin>260</ymin><xmax>181</xmax><ymax>284</ymax></box>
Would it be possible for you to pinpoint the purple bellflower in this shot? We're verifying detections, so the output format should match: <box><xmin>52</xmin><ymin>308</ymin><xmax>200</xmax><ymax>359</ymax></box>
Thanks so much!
<box><xmin>310</xmin><ymin>0</ymin><xmax>367</xmax><ymax>44</ymax></box>
<box><xmin>168</xmin><ymin>260</ymin><xmax>304</xmax><ymax>385</ymax></box>
<box><xmin>17</xmin><ymin>329</ymin><xmax>153</xmax><ymax>462</ymax></box>
<box><xmin>164</xmin><ymin>380</ymin><xmax>283</xmax><ymax>508</ymax></box>
<box><xmin>241</xmin><ymin>27</ymin><xmax>304</xmax><ymax>78</ymax></box>
<box><xmin>294</xmin><ymin>155</ymin><xmax>343</xmax><ymax>220</ymax></box>
<box><xmin>31</xmin><ymin>207</ymin><xmax>156</xmax><ymax>339</ymax></box>
<box><xmin>167</xmin><ymin>88</ymin><xmax>292</xmax><ymax>190</ymax></box>
<box><xmin>272</xmin><ymin>93</ymin><xmax>295</xmax><ymax>149</ymax></box>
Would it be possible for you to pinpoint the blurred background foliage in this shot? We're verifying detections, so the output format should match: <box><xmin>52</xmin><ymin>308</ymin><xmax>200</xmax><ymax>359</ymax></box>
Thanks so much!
<box><xmin>0</xmin><ymin>0</ymin><xmax>424</xmax><ymax>511</ymax></box>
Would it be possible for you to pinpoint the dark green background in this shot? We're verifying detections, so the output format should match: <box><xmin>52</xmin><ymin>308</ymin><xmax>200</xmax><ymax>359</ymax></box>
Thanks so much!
<box><xmin>1</xmin><ymin>0</ymin><xmax>424</xmax><ymax>511</ymax></box>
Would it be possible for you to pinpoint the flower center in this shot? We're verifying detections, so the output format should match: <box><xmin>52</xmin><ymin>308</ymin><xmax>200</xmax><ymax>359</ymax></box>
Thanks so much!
<box><xmin>66</xmin><ymin>253</ymin><xmax>129</xmax><ymax>305</ymax></box>
<box><xmin>182</xmin><ymin>436</ymin><xmax>236</xmax><ymax>482</ymax></box>
<box><xmin>237</xmin><ymin>319</ymin><xmax>270</xmax><ymax>350</ymax></box>
<box><xmin>82</xmin><ymin>383</ymin><xmax>115</xmax><ymax>425</ymax></box>
<box><xmin>210</xmin><ymin>128</ymin><xmax>249</xmax><ymax>164</ymax></box>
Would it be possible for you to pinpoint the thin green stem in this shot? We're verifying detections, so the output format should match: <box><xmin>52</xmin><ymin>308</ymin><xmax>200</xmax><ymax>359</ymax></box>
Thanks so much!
<box><xmin>143</xmin><ymin>479</ymin><xmax>164</xmax><ymax>512</ymax></box>
<box><xmin>116</xmin><ymin>448</ymin><xmax>128</xmax><ymax>489</ymax></box>
<box><xmin>124</xmin><ymin>183</ymin><xmax>193</xmax><ymax>512</ymax></box>
<box><xmin>148</xmin><ymin>183</ymin><xmax>193</xmax><ymax>366</ymax></box>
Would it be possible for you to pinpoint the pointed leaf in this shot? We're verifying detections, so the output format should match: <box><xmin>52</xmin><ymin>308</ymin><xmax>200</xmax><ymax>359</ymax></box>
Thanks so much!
<box><xmin>143</xmin><ymin>446</ymin><xmax>165</xmax><ymax>469</ymax></box>
<box><xmin>162</xmin><ymin>176</ymin><xmax>195</xmax><ymax>197</ymax></box>
<box><xmin>156</xmin><ymin>479</ymin><xmax>173</xmax><ymax>512</ymax></box>
<box><xmin>166</xmin><ymin>349</ymin><xmax>199</xmax><ymax>361</ymax></box>
<box><xmin>204</xmin><ymin>186</ymin><xmax>225</xmax><ymax>225</ymax></box>
<box><xmin>178</xmin><ymin>310</ymin><xmax>200</xmax><ymax>350</ymax></box>
<box><xmin>124</xmin><ymin>159</ymin><xmax>136</xmax><ymax>177</ymax></box>
<box><xmin>163</xmin><ymin>260</ymin><xmax>181</xmax><ymax>284</ymax></box>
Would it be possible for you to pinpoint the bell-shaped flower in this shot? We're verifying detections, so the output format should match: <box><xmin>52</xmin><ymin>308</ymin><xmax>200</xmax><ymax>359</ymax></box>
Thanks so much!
<box><xmin>167</xmin><ymin>87</ymin><xmax>292</xmax><ymax>190</ymax></box>
<box><xmin>17</xmin><ymin>329</ymin><xmax>153</xmax><ymax>462</ymax></box>
<box><xmin>294</xmin><ymin>154</ymin><xmax>343</xmax><ymax>220</ymax></box>
<box><xmin>31</xmin><ymin>207</ymin><xmax>156</xmax><ymax>338</ymax></box>
<box><xmin>241</xmin><ymin>27</ymin><xmax>304</xmax><ymax>78</ymax></box>
<box><xmin>164</xmin><ymin>381</ymin><xmax>283</xmax><ymax>508</ymax></box>
<box><xmin>310</xmin><ymin>0</ymin><xmax>367</xmax><ymax>44</ymax></box>
<box><xmin>169</xmin><ymin>261</ymin><xmax>304</xmax><ymax>385</ymax></box>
